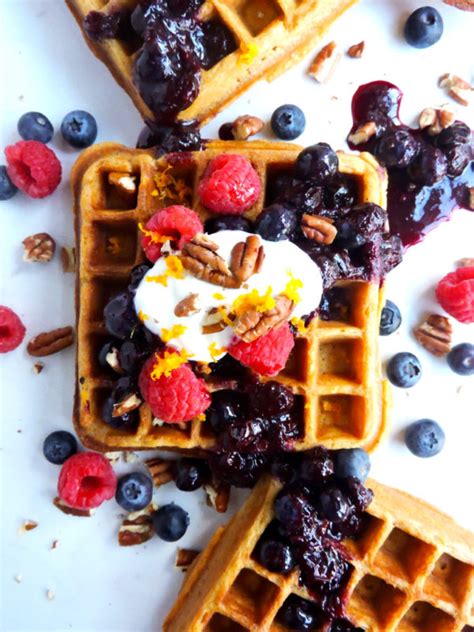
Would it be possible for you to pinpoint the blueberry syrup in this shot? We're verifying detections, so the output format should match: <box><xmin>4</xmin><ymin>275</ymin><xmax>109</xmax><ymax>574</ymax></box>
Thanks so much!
<box><xmin>348</xmin><ymin>81</ymin><xmax>473</xmax><ymax>247</ymax></box>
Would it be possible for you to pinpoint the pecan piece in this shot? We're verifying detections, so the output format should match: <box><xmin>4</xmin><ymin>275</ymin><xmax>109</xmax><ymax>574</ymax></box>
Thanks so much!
<box><xmin>53</xmin><ymin>497</ymin><xmax>95</xmax><ymax>517</ymax></box>
<box><xmin>308</xmin><ymin>41</ymin><xmax>341</xmax><ymax>83</ymax></box>
<box><xmin>458</xmin><ymin>257</ymin><xmax>474</xmax><ymax>268</ymax></box>
<box><xmin>174</xmin><ymin>293</ymin><xmax>200</xmax><ymax>317</ymax></box>
<box><xmin>469</xmin><ymin>187</ymin><xmax>474</xmax><ymax>211</ymax></box>
<box><xmin>348</xmin><ymin>121</ymin><xmax>378</xmax><ymax>146</ymax></box>
<box><xmin>112</xmin><ymin>393</ymin><xmax>142</xmax><ymax>417</ymax></box>
<box><xmin>108</xmin><ymin>172</ymin><xmax>137</xmax><ymax>203</ymax></box>
<box><xmin>443</xmin><ymin>0</ymin><xmax>474</xmax><ymax>9</ymax></box>
<box><xmin>175</xmin><ymin>548</ymin><xmax>200</xmax><ymax>569</ymax></box>
<box><xmin>234</xmin><ymin>294</ymin><xmax>294</xmax><ymax>343</ymax></box>
<box><xmin>202</xmin><ymin>307</ymin><xmax>229</xmax><ymax>334</ymax></box>
<box><xmin>22</xmin><ymin>233</ymin><xmax>55</xmax><ymax>263</ymax></box>
<box><xmin>414</xmin><ymin>314</ymin><xmax>452</xmax><ymax>356</ymax></box>
<box><xmin>60</xmin><ymin>246</ymin><xmax>76</xmax><ymax>273</ymax></box>
<box><xmin>118</xmin><ymin>505</ymin><xmax>156</xmax><ymax>547</ymax></box>
<box><xmin>145</xmin><ymin>457</ymin><xmax>174</xmax><ymax>487</ymax></box>
<box><xmin>301</xmin><ymin>214</ymin><xmax>337</xmax><ymax>245</ymax></box>
<box><xmin>27</xmin><ymin>327</ymin><xmax>74</xmax><ymax>357</ymax></box>
<box><xmin>230</xmin><ymin>235</ymin><xmax>265</xmax><ymax>283</ymax></box>
<box><xmin>439</xmin><ymin>73</ymin><xmax>473</xmax><ymax>106</ymax></box>
<box><xmin>181</xmin><ymin>234</ymin><xmax>239</xmax><ymax>289</ymax></box>
<box><xmin>231</xmin><ymin>115</ymin><xmax>264</xmax><ymax>140</ymax></box>
<box><xmin>347</xmin><ymin>41</ymin><xmax>365</xmax><ymax>58</ymax></box>
<box><xmin>419</xmin><ymin>106</ymin><xmax>455</xmax><ymax>135</ymax></box>
<box><xmin>204</xmin><ymin>479</ymin><xmax>230</xmax><ymax>513</ymax></box>
<box><xmin>19</xmin><ymin>520</ymin><xmax>38</xmax><ymax>533</ymax></box>
<box><xmin>33</xmin><ymin>362</ymin><xmax>44</xmax><ymax>374</ymax></box>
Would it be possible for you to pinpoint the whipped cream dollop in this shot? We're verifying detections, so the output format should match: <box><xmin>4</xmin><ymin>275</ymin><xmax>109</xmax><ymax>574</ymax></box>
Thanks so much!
<box><xmin>134</xmin><ymin>230</ymin><xmax>323</xmax><ymax>364</ymax></box>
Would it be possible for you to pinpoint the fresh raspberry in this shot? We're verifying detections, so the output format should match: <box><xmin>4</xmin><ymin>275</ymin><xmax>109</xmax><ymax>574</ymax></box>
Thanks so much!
<box><xmin>139</xmin><ymin>354</ymin><xmax>210</xmax><ymax>423</ymax></box>
<box><xmin>229</xmin><ymin>323</ymin><xmax>295</xmax><ymax>376</ymax></box>
<box><xmin>436</xmin><ymin>266</ymin><xmax>474</xmax><ymax>323</ymax></box>
<box><xmin>198</xmin><ymin>154</ymin><xmax>261</xmax><ymax>215</ymax></box>
<box><xmin>141</xmin><ymin>205</ymin><xmax>203</xmax><ymax>262</ymax></box>
<box><xmin>5</xmin><ymin>140</ymin><xmax>62</xmax><ymax>199</ymax></box>
<box><xmin>58</xmin><ymin>452</ymin><xmax>117</xmax><ymax>510</ymax></box>
<box><xmin>0</xmin><ymin>306</ymin><xmax>26</xmax><ymax>353</ymax></box>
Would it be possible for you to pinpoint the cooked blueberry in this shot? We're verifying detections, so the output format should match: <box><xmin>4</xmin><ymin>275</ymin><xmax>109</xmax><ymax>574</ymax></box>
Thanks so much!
<box><xmin>136</xmin><ymin>120</ymin><xmax>202</xmax><ymax>154</ymax></box>
<box><xmin>204</xmin><ymin>215</ymin><xmax>253</xmax><ymax>234</ymax></box>
<box><xmin>103</xmin><ymin>291</ymin><xmax>138</xmax><ymax>339</ymax></box>
<box><xmin>61</xmin><ymin>110</ymin><xmax>98</xmax><ymax>148</ymax></box>
<box><xmin>319</xmin><ymin>288</ymin><xmax>350</xmax><ymax>322</ymax></box>
<box><xmin>17</xmin><ymin>112</ymin><xmax>54</xmax><ymax>143</ymax></box>
<box><xmin>296</xmin><ymin>143</ymin><xmax>339</xmax><ymax>184</ymax></box>
<box><xmin>43</xmin><ymin>431</ymin><xmax>78</xmax><ymax>465</ymax></box>
<box><xmin>172</xmin><ymin>458</ymin><xmax>208</xmax><ymax>491</ymax></box>
<box><xmin>248</xmin><ymin>381</ymin><xmax>294</xmax><ymax>416</ymax></box>
<box><xmin>152</xmin><ymin>503</ymin><xmax>189</xmax><ymax>541</ymax></box>
<box><xmin>334</xmin><ymin>448</ymin><xmax>371</xmax><ymax>482</ymax></box>
<box><xmin>447</xmin><ymin>343</ymin><xmax>474</xmax><ymax>376</ymax></box>
<box><xmin>345</xmin><ymin>478</ymin><xmax>374</xmax><ymax>512</ymax></box>
<box><xmin>336</xmin><ymin>203</ymin><xmax>386</xmax><ymax>249</ymax></box>
<box><xmin>443</xmin><ymin>143</ymin><xmax>470</xmax><ymax>177</ymax></box>
<box><xmin>0</xmin><ymin>166</ymin><xmax>18</xmax><ymax>201</ymax></box>
<box><xmin>405</xmin><ymin>419</ymin><xmax>445</xmax><ymax>457</ymax></box>
<box><xmin>386</xmin><ymin>352</ymin><xmax>422</xmax><ymax>388</ymax></box>
<box><xmin>318</xmin><ymin>487</ymin><xmax>350</xmax><ymax>523</ymax></box>
<box><xmin>115</xmin><ymin>472</ymin><xmax>153</xmax><ymax>511</ymax></box>
<box><xmin>271</xmin><ymin>104</ymin><xmax>306</xmax><ymax>140</ymax></box>
<box><xmin>257</xmin><ymin>539</ymin><xmax>296</xmax><ymax>574</ymax></box>
<box><xmin>379</xmin><ymin>300</ymin><xmax>402</xmax><ymax>336</ymax></box>
<box><xmin>119</xmin><ymin>340</ymin><xmax>144</xmax><ymax>375</ymax></box>
<box><xmin>404</xmin><ymin>6</ymin><xmax>443</xmax><ymax>49</ymax></box>
<box><xmin>206</xmin><ymin>390</ymin><xmax>245</xmax><ymax>434</ymax></box>
<box><xmin>375</xmin><ymin>129</ymin><xmax>419</xmax><ymax>168</ymax></box>
<box><xmin>98</xmin><ymin>341</ymin><xmax>122</xmax><ymax>373</ymax></box>
<box><xmin>276</xmin><ymin>179</ymin><xmax>323</xmax><ymax>215</ymax></box>
<box><xmin>274</xmin><ymin>490</ymin><xmax>309</xmax><ymax>528</ymax></box>
<box><xmin>255</xmin><ymin>204</ymin><xmax>297</xmax><ymax>241</ymax></box>
<box><xmin>209</xmin><ymin>451</ymin><xmax>267</xmax><ymax>487</ymax></box>
<box><xmin>128</xmin><ymin>263</ymin><xmax>151</xmax><ymax>292</ymax></box>
<box><xmin>329</xmin><ymin>620</ymin><xmax>364</xmax><ymax>632</ymax></box>
<box><xmin>323</xmin><ymin>175</ymin><xmax>357</xmax><ymax>213</ymax></box>
<box><xmin>435</xmin><ymin>121</ymin><xmax>471</xmax><ymax>148</ymax></box>
<box><xmin>200</xmin><ymin>19</ymin><xmax>236</xmax><ymax>70</ymax></box>
<box><xmin>218</xmin><ymin>122</ymin><xmax>234</xmax><ymax>141</ymax></box>
<box><xmin>84</xmin><ymin>9</ymin><xmax>131</xmax><ymax>40</ymax></box>
<box><xmin>408</xmin><ymin>145</ymin><xmax>447</xmax><ymax>186</ymax></box>
<box><xmin>277</xmin><ymin>596</ymin><xmax>323</xmax><ymax>630</ymax></box>
<box><xmin>300</xmin><ymin>447</ymin><xmax>334</xmax><ymax>485</ymax></box>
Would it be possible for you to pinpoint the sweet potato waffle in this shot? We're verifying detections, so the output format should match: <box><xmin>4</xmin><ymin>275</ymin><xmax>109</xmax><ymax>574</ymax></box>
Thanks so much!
<box><xmin>71</xmin><ymin>140</ymin><xmax>389</xmax><ymax>453</ymax></box>
<box><xmin>65</xmin><ymin>0</ymin><xmax>357</xmax><ymax>124</ymax></box>
<box><xmin>164</xmin><ymin>475</ymin><xmax>474</xmax><ymax>631</ymax></box>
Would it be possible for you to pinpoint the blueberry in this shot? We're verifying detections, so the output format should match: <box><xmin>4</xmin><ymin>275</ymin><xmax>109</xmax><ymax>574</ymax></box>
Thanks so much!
<box><xmin>318</xmin><ymin>487</ymin><xmax>350</xmax><ymax>523</ymax></box>
<box><xmin>172</xmin><ymin>458</ymin><xmax>208</xmax><ymax>491</ymax></box>
<box><xmin>0</xmin><ymin>166</ymin><xmax>18</xmax><ymax>201</ymax></box>
<box><xmin>271</xmin><ymin>104</ymin><xmax>306</xmax><ymax>140</ymax></box>
<box><xmin>296</xmin><ymin>143</ymin><xmax>339</xmax><ymax>184</ymax></box>
<box><xmin>257</xmin><ymin>539</ymin><xmax>296</xmax><ymax>574</ymax></box>
<box><xmin>128</xmin><ymin>263</ymin><xmax>151</xmax><ymax>292</ymax></box>
<box><xmin>443</xmin><ymin>144</ymin><xmax>470</xmax><ymax>178</ymax></box>
<box><xmin>255</xmin><ymin>204</ymin><xmax>297</xmax><ymax>241</ymax></box>
<box><xmin>329</xmin><ymin>620</ymin><xmax>364</xmax><ymax>632</ymax></box>
<box><xmin>43</xmin><ymin>431</ymin><xmax>78</xmax><ymax>465</ymax></box>
<box><xmin>103</xmin><ymin>291</ymin><xmax>138</xmax><ymax>339</ymax></box>
<box><xmin>61</xmin><ymin>110</ymin><xmax>98</xmax><ymax>148</ymax></box>
<box><xmin>248</xmin><ymin>381</ymin><xmax>294</xmax><ymax>416</ymax></box>
<box><xmin>323</xmin><ymin>175</ymin><xmax>356</xmax><ymax>213</ymax></box>
<box><xmin>218</xmin><ymin>122</ymin><xmax>234</xmax><ymax>141</ymax></box>
<box><xmin>278</xmin><ymin>596</ymin><xmax>322</xmax><ymax>630</ymax></box>
<box><xmin>102</xmin><ymin>377</ymin><xmax>140</xmax><ymax>429</ymax></box>
<box><xmin>334</xmin><ymin>448</ymin><xmax>371</xmax><ymax>482</ymax></box>
<box><xmin>206</xmin><ymin>390</ymin><xmax>245</xmax><ymax>434</ymax></box>
<box><xmin>115</xmin><ymin>472</ymin><xmax>153</xmax><ymax>511</ymax></box>
<box><xmin>404</xmin><ymin>7</ymin><xmax>443</xmax><ymax>49</ymax></box>
<box><xmin>379</xmin><ymin>300</ymin><xmax>402</xmax><ymax>336</ymax></box>
<box><xmin>405</xmin><ymin>419</ymin><xmax>445</xmax><ymax>457</ymax></box>
<box><xmin>435</xmin><ymin>122</ymin><xmax>471</xmax><ymax>148</ymax></box>
<box><xmin>386</xmin><ymin>352</ymin><xmax>422</xmax><ymax>388</ymax></box>
<box><xmin>204</xmin><ymin>215</ymin><xmax>253</xmax><ymax>234</ymax></box>
<box><xmin>335</xmin><ymin>203</ymin><xmax>387</xmax><ymax>249</ymax></box>
<box><xmin>274</xmin><ymin>490</ymin><xmax>308</xmax><ymax>527</ymax></box>
<box><xmin>209</xmin><ymin>451</ymin><xmax>267</xmax><ymax>488</ymax></box>
<box><xmin>17</xmin><ymin>112</ymin><xmax>54</xmax><ymax>143</ymax></box>
<box><xmin>375</xmin><ymin>129</ymin><xmax>419</xmax><ymax>168</ymax></box>
<box><xmin>152</xmin><ymin>503</ymin><xmax>189</xmax><ymax>541</ymax></box>
<box><xmin>300</xmin><ymin>447</ymin><xmax>335</xmax><ymax>485</ymax></box>
<box><xmin>447</xmin><ymin>343</ymin><xmax>474</xmax><ymax>376</ymax></box>
<box><xmin>408</xmin><ymin>145</ymin><xmax>447</xmax><ymax>186</ymax></box>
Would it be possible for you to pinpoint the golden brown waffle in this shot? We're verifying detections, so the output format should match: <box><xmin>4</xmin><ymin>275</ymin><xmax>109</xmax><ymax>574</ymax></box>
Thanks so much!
<box><xmin>65</xmin><ymin>0</ymin><xmax>357</xmax><ymax>124</ymax></box>
<box><xmin>71</xmin><ymin>140</ymin><xmax>389</xmax><ymax>453</ymax></box>
<box><xmin>164</xmin><ymin>475</ymin><xmax>474</xmax><ymax>631</ymax></box>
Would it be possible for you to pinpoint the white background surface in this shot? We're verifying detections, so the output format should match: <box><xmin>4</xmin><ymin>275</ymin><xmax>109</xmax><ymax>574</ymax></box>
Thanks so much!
<box><xmin>1</xmin><ymin>0</ymin><xmax>473</xmax><ymax>630</ymax></box>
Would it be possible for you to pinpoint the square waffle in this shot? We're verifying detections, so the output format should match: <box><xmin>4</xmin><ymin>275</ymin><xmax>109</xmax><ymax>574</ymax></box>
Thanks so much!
<box><xmin>164</xmin><ymin>475</ymin><xmax>474</xmax><ymax>631</ymax></box>
<box><xmin>71</xmin><ymin>140</ymin><xmax>390</xmax><ymax>453</ymax></box>
<box><xmin>65</xmin><ymin>0</ymin><xmax>357</xmax><ymax>125</ymax></box>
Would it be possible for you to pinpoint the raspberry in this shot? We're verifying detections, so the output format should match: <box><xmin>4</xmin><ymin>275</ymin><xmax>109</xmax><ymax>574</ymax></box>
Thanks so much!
<box><xmin>57</xmin><ymin>452</ymin><xmax>117</xmax><ymax>510</ymax></box>
<box><xmin>0</xmin><ymin>306</ymin><xmax>26</xmax><ymax>353</ymax></box>
<box><xmin>5</xmin><ymin>140</ymin><xmax>62</xmax><ymax>198</ymax></box>
<box><xmin>436</xmin><ymin>266</ymin><xmax>474</xmax><ymax>323</ymax></box>
<box><xmin>141</xmin><ymin>205</ymin><xmax>203</xmax><ymax>262</ymax></box>
<box><xmin>198</xmin><ymin>154</ymin><xmax>261</xmax><ymax>215</ymax></box>
<box><xmin>229</xmin><ymin>323</ymin><xmax>295</xmax><ymax>376</ymax></box>
<box><xmin>139</xmin><ymin>354</ymin><xmax>211</xmax><ymax>423</ymax></box>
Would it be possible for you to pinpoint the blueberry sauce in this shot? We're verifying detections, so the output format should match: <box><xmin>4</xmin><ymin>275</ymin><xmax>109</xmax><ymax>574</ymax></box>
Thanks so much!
<box><xmin>348</xmin><ymin>81</ymin><xmax>473</xmax><ymax>247</ymax></box>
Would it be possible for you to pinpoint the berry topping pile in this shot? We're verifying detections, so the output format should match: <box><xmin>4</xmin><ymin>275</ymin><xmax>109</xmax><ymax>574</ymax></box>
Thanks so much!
<box><xmin>436</xmin><ymin>266</ymin><xmax>474</xmax><ymax>323</ymax></box>
<box><xmin>57</xmin><ymin>452</ymin><xmax>117</xmax><ymax>510</ymax></box>
<box><xmin>0</xmin><ymin>306</ymin><xmax>26</xmax><ymax>353</ymax></box>
<box><xmin>5</xmin><ymin>141</ymin><xmax>61</xmax><ymax>198</ymax></box>
<box><xmin>140</xmin><ymin>205</ymin><xmax>203</xmax><ymax>262</ymax></box>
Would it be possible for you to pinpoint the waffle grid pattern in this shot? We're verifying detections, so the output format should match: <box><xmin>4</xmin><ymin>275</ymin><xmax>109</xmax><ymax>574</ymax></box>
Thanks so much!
<box><xmin>72</xmin><ymin>141</ymin><xmax>388</xmax><ymax>453</ymax></box>
<box><xmin>164</xmin><ymin>477</ymin><xmax>474</xmax><ymax>631</ymax></box>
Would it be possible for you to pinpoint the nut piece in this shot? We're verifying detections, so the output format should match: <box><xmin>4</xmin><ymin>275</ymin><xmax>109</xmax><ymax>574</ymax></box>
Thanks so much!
<box><xmin>145</xmin><ymin>457</ymin><xmax>174</xmax><ymax>487</ymax></box>
<box><xmin>347</xmin><ymin>41</ymin><xmax>365</xmax><ymax>58</ymax></box>
<box><xmin>22</xmin><ymin>233</ymin><xmax>55</xmax><ymax>263</ymax></box>
<box><xmin>202</xmin><ymin>307</ymin><xmax>229</xmax><ymax>335</ymax></box>
<box><xmin>53</xmin><ymin>497</ymin><xmax>95</xmax><ymax>517</ymax></box>
<box><xmin>174</xmin><ymin>293</ymin><xmax>200</xmax><ymax>317</ymax></box>
<box><xmin>118</xmin><ymin>504</ymin><xmax>156</xmax><ymax>547</ymax></box>
<box><xmin>204</xmin><ymin>479</ymin><xmax>230</xmax><ymax>513</ymax></box>
<box><xmin>414</xmin><ymin>314</ymin><xmax>452</xmax><ymax>356</ymax></box>
<box><xmin>301</xmin><ymin>214</ymin><xmax>337</xmax><ymax>245</ymax></box>
<box><xmin>468</xmin><ymin>187</ymin><xmax>474</xmax><ymax>211</ymax></box>
<box><xmin>27</xmin><ymin>326</ymin><xmax>74</xmax><ymax>357</ymax></box>
<box><xmin>108</xmin><ymin>172</ymin><xmax>137</xmax><ymax>202</ymax></box>
<box><xmin>60</xmin><ymin>246</ymin><xmax>76</xmax><ymax>273</ymax></box>
<box><xmin>458</xmin><ymin>257</ymin><xmax>474</xmax><ymax>268</ymax></box>
<box><xmin>105</xmin><ymin>345</ymin><xmax>123</xmax><ymax>374</ymax></box>
<box><xmin>443</xmin><ymin>0</ymin><xmax>474</xmax><ymax>9</ymax></box>
<box><xmin>230</xmin><ymin>235</ymin><xmax>265</xmax><ymax>283</ymax></box>
<box><xmin>181</xmin><ymin>234</ymin><xmax>240</xmax><ymax>289</ymax></box>
<box><xmin>112</xmin><ymin>392</ymin><xmax>142</xmax><ymax>417</ymax></box>
<box><xmin>233</xmin><ymin>294</ymin><xmax>294</xmax><ymax>343</ymax></box>
<box><xmin>19</xmin><ymin>520</ymin><xmax>38</xmax><ymax>533</ymax></box>
<box><xmin>419</xmin><ymin>106</ymin><xmax>455</xmax><ymax>135</ymax></box>
<box><xmin>175</xmin><ymin>548</ymin><xmax>200</xmax><ymax>569</ymax></box>
<box><xmin>348</xmin><ymin>121</ymin><xmax>378</xmax><ymax>146</ymax></box>
<box><xmin>231</xmin><ymin>115</ymin><xmax>264</xmax><ymax>140</ymax></box>
<box><xmin>33</xmin><ymin>362</ymin><xmax>44</xmax><ymax>374</ymax></box>
<box><xmin>308</xmin><ymin>41</ymin><xmax>341</xmax><ymax>83</ymax></box>
<box><xmin>439</xmin><ymin>73</ymin><xmax>473</xmax><ymax>106</ymax></box>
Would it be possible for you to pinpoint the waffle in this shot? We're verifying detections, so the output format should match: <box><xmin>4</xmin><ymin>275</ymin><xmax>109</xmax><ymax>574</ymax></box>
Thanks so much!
<box><xmin>71</xmin><ymin>140</ymin><xmax>390</xmax><ymax>453</ymax></box>
<box><xmin>164</xmin><ymin>475</ymin><xmax>474</xmax><ymax>631</ymax></box>
<box><xmin>65</xmin><ymin>0</ymin><xmax>357</xmax><ymax>125</ymax></box>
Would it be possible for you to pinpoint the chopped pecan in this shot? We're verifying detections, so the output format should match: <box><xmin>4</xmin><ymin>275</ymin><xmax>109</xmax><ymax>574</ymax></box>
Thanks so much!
<box><xmin>347</xmin><ymin>41</ymin><xmax>365</xmax><ymax>58</ymax></box>
<box><xmin>301</xmin><ymin>214</ymin><xmax>337</xmax><ymax>245</ymax></box>
<box><xmin>105</xmin><ymin>451</ymin><xmax>122</xmax><ymax>464</ymax></box>
<box><xmin>233</xmin><ymin>294</ymin><xmax>294</xmax><ymax>343</ymax></box>
<box><xmin>443</xmin><ymin>0</ymin><xmax>474</xmax><ymax>9</ymax></box>
<box><xmin>348</xmin><ymin>121</ymin><xmax>378</xmax><ymax>145</ymax></box>
<box><xmin>108</xmin><ymin>172</ymin><xmax>137</xmax><ymax>202</ymax></box>
<box><xmin>231</xmin><ymin>115</ymin><xmax>264</xmax><ymax>140</ymax></box>
<box><xmin>104</xmin><ymin>345</ymin><xmax>123</xmax><ymax>374</ymax></box>
<box><xmin>439</xmin><ymin>73</ymin><xmax>473</xmax><ymax>106</ymax></box>
<box><xmin>60</xmin><ymin>246</ymin><xmax>76</xmax><ymax>273</ymax></box>
<box><xmin>458</xmin><ymin>257</ymin><xmax>474</xmax><ymax>268</ymax></box>
<box><xmin>202</xmin><ymin>307</ymin><xmax>228</xmax><ymax>335</ymax></box>
<box><xmin>53</xmin><ymin>497</ymin><xmax>95</xmax><ymax>517</ymax></box>
<box><xmin>414</xmin><ymin>314</ymin><xmax>452</xmax><ymax>356</ymax></box>
<box><xmin>145</xmin><ymin>457</ymin><xmax>174</xmax><ymax>487</ymax></box>
<box><xmin>204</xmin><ymin>479</ymin><xmax>230</xmax><ymax>513</ymax></box>
<box><xmin>33</xmin><ymin>362</ymin><xmax>44</xmax><ymax>374</ymax></box>
<box><xmin>27</xmin><ymin>327</ymin><xmax>74</xmax><ymax>357</ymax></box>
<box><xmin>112</xmin><ymin>392</ymin><xmax>142</xmax><ymax>417</ymax></box>
<box><xmin>174</xmin><ymin>293</ymin><xmax>200</xmax><ymax>317</ymax></box>
<box><xmin>22</xmin><ymin>233</ymin><xmax>55</xmax><ymax>263</ymax></box>
<box><xmin>175</xmin><ymin>548</ymin><xmax>200</xmax><ymax>569</ymax></box>
<box><xmin>19</xmin><ymin>520</ymin><xmax>38</xmax><ymax>533</ymax></box>
<box><xmin>118</xmin><ymin>504</ymin><xmax>156</xmax><ymax>547</ymax></box>
<box><xmin>230</xmin><ymin>235</ymin><xmax>265</xmax><ymax>283</ymax></box>
<box><xmin>469</xmin><ymin>187</ymin><xmax>474</xmax><ymax>211</ymax></box>
<box><xmin>181</xmin><ymin>234</ymin><xmax>239</xmax><ymax>289</ymax></box>
<box><xmin>206</xmin><ymin>377</ymin><xmax>239</xmax><ymax>392</ymax></box>
<box><xmin>51</xmin><ymin>539</ymin><xmax>59</xmax><ymax>550</ymax></box>
<box><xmin>419</xmin><ymin>106</ymin><xmax>455</xmax><ymax>135</ymax></box>
<box><xmin>308</xmin><ymin>41</ymin><xmax>341</xmax><ymax>83</ymax></box>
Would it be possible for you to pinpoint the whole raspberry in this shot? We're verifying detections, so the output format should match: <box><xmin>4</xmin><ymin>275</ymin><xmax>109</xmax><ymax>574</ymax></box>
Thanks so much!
<box><xmin>58</xmin><ymin>452</ymin><xmax>117</xmax><ymax>510</ymax></box>
<box><xmin>141</xmin><ymin>205</ymin><xmax>203</xmax><ymax>262</ymax></box>
<box><xmin>0</xmin><ymin>306</ymin><xmax>26</xmax><ymax>353</ymax></box>
<box><xmin>229</xmin><ymin>323</ymin><xmax>295</xmax><ymax>376</ymax></box>
<box><xmin>5</xmin><ymin>140</ymin><xmax>62</xmax><ymax>198</ymax></box>
<box><xmin>198</xmin><ymin>154</ymin><xmax>261</xmax><ymax>215</ymax></box>
<box><xmin>436</xmin><ymin>266</ymin><xmax>474</xmax><ymax>323</ymax></box>
<box><xmin>139</xmin><ymin>354</ymin><xmax>211</xmax><ymax>423</ymax></box>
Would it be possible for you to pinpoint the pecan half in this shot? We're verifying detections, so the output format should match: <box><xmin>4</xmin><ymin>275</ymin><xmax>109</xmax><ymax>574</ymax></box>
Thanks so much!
<box><xmin>234</xmin><ymin>294</ymin><xmax>294</xmax><ymax>343</ymax></box>
<box><xmin>118</xmin><ymin>505</ymin><xmax>156</xmax><ymax>547</ymax></box>
<box><xmin>439</xmin><ymin>73</ymin><xmax>473</xmax><ymax>106</ymax></box>
<box><xmin>419</xmin><ymin>107</ymin><xmax>455</xmax><ymax>135</ymax></box>
<box><xmin>414</xmin><ymin>314</ymin><xmax>452</xmax><ymax>356</ymax></box>
<box><xmin>22</xmin><ymin>233</ymin><xmax>55</xmax><ymax>263</ymax></box>
<box><xmin>230</xmin><ymin>235</ymin><xmax>265</xmax><ymax>283</ymax></box>
<box><xmin>231</xmin><ymin>115</ymin><xmax>264</xmax><ymax>140</ymax></box>
<box><xmin>175</xmin><ymin>548</ymin><xmax>200</xmax><ymax>568</ymax></box>
<box><xmin>108</xmin><ymin>172</ymin><xmax>137</xmax><ymax>203</ymax></box>
<box><xmin>53</xmin><ymin>497</ymin><xmax>95</xmax><ymax>517</ymax></box>
<box><xmin>443</xmin><ymin>0</ymin><xmax>474</xmax><ymax>9</ymax></box>
<box><xmin>112</xmin><ymin>393</ymin><xmax>142</xmax><ymax>417</ymax></box>
<box><xmin>301</xmin><ymin>214</ymin><xmax>337</xmax><ymax>245</ymax></box>
<box><xmin>60</xmin><ymin>246</ymin><xmax>76</xmax><ymax>273</ymax></box>
<box><xmin>347</xmin><ymin>41</ymin><xmax>365</xmax><ymax>58</ymax></box>
<box><xmin>174</xmin><ymin>293</ymin><xmax>200</xmax><ymax>317</ymax></box>
<box><xmin>308</xmin><ymin>41</ymin><xmax>341</xmax><ymax>83</ymax></box>
<box><xmin>181</xmin><ymin>234</ymin><xmax>239</xmax><ymax>289</ymax></box>
<box><xmin>145</xmin><ymin>457</ymin><xmax>174</xmax><ymax>487</ymax></box>
<box><xmin>204</xmin><ymin>479</ymin><xmax>230</xmax><ymax>513</ymax></box>
<box><xmin>348</xmin><ymin>121</ymin><xmax>378</xmax><ymax>146</ymax></box>
<box><xmin>27</xmin><ymin>327</ymin><xmax>74</xmax><ymax>357</ymax></box>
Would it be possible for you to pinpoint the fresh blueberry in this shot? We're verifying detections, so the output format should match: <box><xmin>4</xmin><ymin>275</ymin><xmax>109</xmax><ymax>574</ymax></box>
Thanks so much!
<box><xmin>386</xmin><ymin>352</ymin><xmax>422</xmax><ymax>388</ymax></box>
<box><xmin>405</xmin><ymin>419</ymin><xmax>445</xmax><ymax>457</ymax></box>
<box><xmin>334</xmin><ymin>448</ymin><xmax>371</xmax><ymax>482</ymax></box>
<box><xmin>255</xmin><ymin>204</ymin><xmax>297</xmax><ymax>241</ymax></box>
<box><xmin>17</xmin><ymin>112</ymin><xmax>54</xmax><ymax>143</ymax></box>
<box><xmin>318</xmin><ymin>487</ymin><xmax>350</xmax><ymax>523</ymax></box>
<box><xmin>0</xmin><ymin>166</ymin><xmax>18</xmax><ymax>201</ymax></box>
<box><xmin>296</xmin><ymin>143</ymin><xmax>339</xmax><ymax>184</ymax></box>
<box><xmin>447</xmin><ymin>343</ymin><xmax>474</xmax><ymax>376</ymax></box>
<box><xmin>172</xmin><ymin>458</ymin><xmax>208</xmax><ymax>491</ymax></box>
<box><xmin>408</xmin><ymin>144</ymin><xmax>448</xmax><ymax>186</ymax></box>
<box><xmin>404</xmin><ymin>7</ymin><xmax>443</xmax><ymax>49</ymax></box>
<box><xmin>278</xmin><ymin>596</ymin><xmax>323</xmax><ymax>630</ymax></box>
<box><xmin>61</xmin><ymin>110</ymin><xmax>98</xmax><ymax>148</ymax></box>
<box><xmin>271</xmin><ymin>104</ymin><xmax>306</xmax><ymax>140</ymax></box>
<box><xmin>152</xmin><ymin>503</ymin><xmax>190</xmax><ymax>541</ymax></box>
<box><xmin>375</xmin><ymin>129</ymin><xmax>419</xmax><ymax>168</ymax></box>
<box><xmin>204</xmin><ymin>215</ymin><xmax>253</xmax><ymax>234</ymax></box>
<box><xmin>379</xmin><ymin>300</ymin><xmax>402</xmax><ymax>336</ymax></box>
<box><xmin>115</xmin><ymin>472</ymin><xmax>153</xmax><ymax>511</ymax></box>
<box><xmin>43</xmin><ymin>431</ymin><xmax>78</xmax><ymax>465</ymax></box>
<box><xmin>103</xmin><ymin>291</ymin><xmax>138</xmax><ymax>339</ymax></box>
<box><xmin>257</xmin><ymin>539</ymin><xmax>296</xmax><ymax>574</ymax></box>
